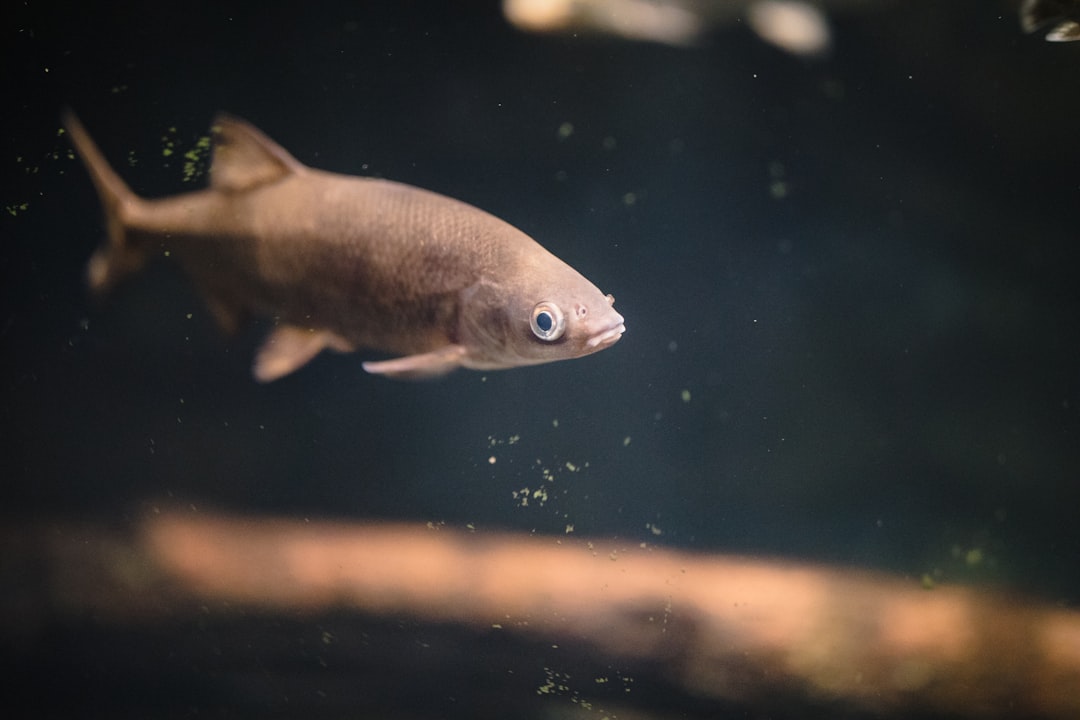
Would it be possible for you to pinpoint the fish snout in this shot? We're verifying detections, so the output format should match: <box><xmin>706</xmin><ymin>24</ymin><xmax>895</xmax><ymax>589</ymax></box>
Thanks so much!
<box><xmin>585</xmin><ymin>306</ymin><xmax>625</xmax><ymax>349</ymax></box>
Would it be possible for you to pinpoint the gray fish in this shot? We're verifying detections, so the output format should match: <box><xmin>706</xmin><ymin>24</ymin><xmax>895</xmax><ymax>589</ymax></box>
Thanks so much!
<box><xmin>64</xmin><ymin>112</ymin><xmax>625</xmax><ymax>381</ymax></box>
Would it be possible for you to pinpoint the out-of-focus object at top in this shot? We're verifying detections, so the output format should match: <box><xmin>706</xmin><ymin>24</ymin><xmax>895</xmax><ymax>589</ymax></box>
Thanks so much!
<box><xmin>503</xmin><ymin>0</ymin><xmax>831</xmax><ymax>56</ymax></box>
<box><xmin>504</xmin><ymin>0</ymin><xmax>707</xmax><ymax>46</ymax></box>
<box><xmin>1021</xmin><ymin>0</ymin><xmax>1080</xmax><ymax>41</ymax></box>
<box><xmin>746</xmin><ymin>1</ymin><xmax>829</xmax><ymax>56</ymax></box>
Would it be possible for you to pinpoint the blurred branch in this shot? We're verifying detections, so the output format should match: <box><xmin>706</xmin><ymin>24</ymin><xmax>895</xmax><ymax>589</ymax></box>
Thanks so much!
<box><xmin>4</xmin><ymin>511</ymin><xmax>1079</xmax><ymax>718</ymax></box>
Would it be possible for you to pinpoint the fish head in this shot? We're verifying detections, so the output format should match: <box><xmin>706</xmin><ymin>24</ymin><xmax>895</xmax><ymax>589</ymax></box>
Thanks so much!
<box><xmin>460</xmin><ymin>254</ymin><xmax>625</xmax><ymax>370</ymax></box>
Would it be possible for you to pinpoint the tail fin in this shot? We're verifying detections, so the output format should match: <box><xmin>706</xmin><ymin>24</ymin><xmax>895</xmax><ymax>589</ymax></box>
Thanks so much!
<box><xmin>62</xmin><ymin>110</ymin><xmax>147</xmax><ymax>297</ymax></box>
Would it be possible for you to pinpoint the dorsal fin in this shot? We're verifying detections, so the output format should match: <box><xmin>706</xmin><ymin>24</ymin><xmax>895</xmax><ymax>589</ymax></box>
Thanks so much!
<box><xmin>209</xmin><ymin>114</ymin><xmax>306</xmax><ymax>192</ymax></box>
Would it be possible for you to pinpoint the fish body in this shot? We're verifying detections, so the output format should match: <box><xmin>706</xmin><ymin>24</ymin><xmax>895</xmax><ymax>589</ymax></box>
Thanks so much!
<box><xmin>64</xmin><ymin>112</ymin><xmax>624</xmax><ymax>381</ymax></box>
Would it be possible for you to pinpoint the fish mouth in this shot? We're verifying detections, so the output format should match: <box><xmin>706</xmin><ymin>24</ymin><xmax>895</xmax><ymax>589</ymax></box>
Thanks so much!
<box><xmin>586</xmin><ymin>315</ymin><xmax>626</xmax><ymax>349</ymax></box>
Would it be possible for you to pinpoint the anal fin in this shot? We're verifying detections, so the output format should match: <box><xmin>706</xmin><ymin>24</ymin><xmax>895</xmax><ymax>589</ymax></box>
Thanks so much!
<box><xmin>362</xmin><ymin>345</ymin><xmax>467</xmax><ymax>380</ymax></box>
<box><xmin>254</xmin><ymin>325</ymin><xmax>353</xmax><ymax>382</ymax></box>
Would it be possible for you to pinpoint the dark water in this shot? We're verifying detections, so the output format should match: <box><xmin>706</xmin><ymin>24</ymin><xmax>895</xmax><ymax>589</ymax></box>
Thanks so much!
<box><xmin>3</xmin><ymin>0</ymin><xmax>1079</xmax><ymax>717</ymax></box>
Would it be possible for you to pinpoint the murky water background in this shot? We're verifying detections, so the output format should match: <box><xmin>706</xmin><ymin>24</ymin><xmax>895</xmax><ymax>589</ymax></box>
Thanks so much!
<box><xmin>3</xmin><ymin>1</ymin><xmax>1079</xmax><ymax>716</ymax></box>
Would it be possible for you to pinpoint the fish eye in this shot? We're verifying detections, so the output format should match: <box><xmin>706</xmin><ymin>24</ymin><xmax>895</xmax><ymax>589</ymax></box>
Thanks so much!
<box><xmin>530</xmin><ymin>302</ymin><xmax>565</xmax><ymax>341</ymax></box>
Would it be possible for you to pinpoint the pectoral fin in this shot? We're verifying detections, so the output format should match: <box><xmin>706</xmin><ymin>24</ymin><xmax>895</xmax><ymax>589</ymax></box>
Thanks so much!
<box><xmin>253</xmin><ymin>325</ymin><xmax>353</xmax><ymax>382</ymax></box>
<box><xmin>203</xmin><ymin>294</ymin><xmax>249</xmax><ymax>336</ymax></box>
<box><xmin>362</xmin><ymin>345</ymin><xmax>468</xmax><ymax>380</ymax></box>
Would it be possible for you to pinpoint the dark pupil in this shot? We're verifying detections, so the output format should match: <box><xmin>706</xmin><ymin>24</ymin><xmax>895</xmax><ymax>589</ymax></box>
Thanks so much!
<box><xmin>536</xmin><ymin>312</ymin><xmax>553</xmax><ymax>332</ymax></box>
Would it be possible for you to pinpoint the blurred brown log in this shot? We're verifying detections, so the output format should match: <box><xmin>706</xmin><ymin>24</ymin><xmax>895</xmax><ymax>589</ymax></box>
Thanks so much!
<box><xmin>5</xmin><ymin>510</ymin><xmax>1079</xmax><ymax>718</ymax></box>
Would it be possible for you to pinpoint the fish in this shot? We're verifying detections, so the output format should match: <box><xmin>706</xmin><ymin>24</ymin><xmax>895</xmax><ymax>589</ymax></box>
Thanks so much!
<box><xmin>502</xmin><ymin>0</ymin><xmax>836</xmax><ymax>56</ymax></box>
<box><xmin>1020</xmin><ymin>0</ymin><xmax>1080</xmax><ymax>41</ymax></box>
<box><xmin>63</xmin><ymin>111</ymin><xmax>625</xmax><ymax>381</ymax></box>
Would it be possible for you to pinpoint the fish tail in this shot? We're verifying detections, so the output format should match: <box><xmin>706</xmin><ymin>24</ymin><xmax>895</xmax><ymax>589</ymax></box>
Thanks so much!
<box><xmin>63</xmin><ymin>109</ymin><xmax>148</xmax><ymax>297</ymax></box>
